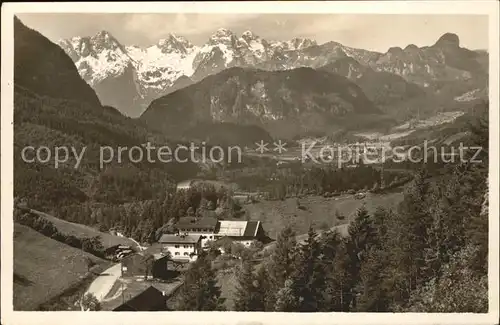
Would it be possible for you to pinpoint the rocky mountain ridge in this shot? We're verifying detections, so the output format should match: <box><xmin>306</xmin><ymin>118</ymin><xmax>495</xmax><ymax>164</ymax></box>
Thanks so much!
<box><xmin>140</xmin><ymin>66</ymin><xmax>384</xmax><ymax>139</ymax></box>
<box><xmin>58</xmin><ymin>28</ymin><xmax>487</xmax><ymax>118</ymax></box>
<box><xmin>58</xmin><ymin>28</ymin><xmax>320</xmax><ymax>116</ymax></box>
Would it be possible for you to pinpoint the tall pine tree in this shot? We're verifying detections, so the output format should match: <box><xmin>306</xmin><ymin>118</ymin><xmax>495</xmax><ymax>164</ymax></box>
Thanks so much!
<box><xmin>234</xmin><ymin>261</ymin><xmax>267</xmax><ymax>311</ymax></box>
<box><xmin>267</xmin><ymin>225</ymin><xmax>297</xmax><ymax>307</ymax></box>
<box><xmin>289</xmin><ymin>227</ymin><xmax>325</xmax><ymax>312</ymax></box>
<box><xmin>176</xmin><ymin>253</ymin><xmax>225</xmax><ymax>311</ymax></box>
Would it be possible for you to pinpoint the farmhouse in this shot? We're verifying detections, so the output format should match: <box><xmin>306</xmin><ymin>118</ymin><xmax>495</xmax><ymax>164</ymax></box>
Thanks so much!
<box><xmin>158</xmin><ymin>233</ymin><xmax>202</xmax><ymax>262</ymax></box>
<box><xmin>174</xmin><ymin>216</ymin><xmax>218</xmax><ymax>248</ymax></box>
<box><xmin>214</xmin><ymin>220</ymin><xmax>266</xmax><ymax>247</ymax></box>
<box><xmin>172</xmin><ymin>218</ymin><xmax>267</xmax><ymax>250</ymax></box>
<box><xmin>104</xmin><ymin>244</ymin><xmax>134</xmax><ymax>261</ymax></box>
<box><xmin>121</xmin><ymin>250</ymin><xmax>175</xmax><ymax>280</ymax></box>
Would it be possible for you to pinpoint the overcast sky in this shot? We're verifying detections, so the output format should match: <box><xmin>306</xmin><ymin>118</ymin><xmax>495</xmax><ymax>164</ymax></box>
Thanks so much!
<box><xmin>17</xmin><ymin>13</ymin><xmax>488</xmax><ymax>52</ymax></box>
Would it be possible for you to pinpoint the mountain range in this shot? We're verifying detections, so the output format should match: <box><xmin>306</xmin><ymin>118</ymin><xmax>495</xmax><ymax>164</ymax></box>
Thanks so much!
<box><xmin>58</xmin><ymin>29</ymin><xmax>488</xmax><ymax>118</ymax></box>
<box><xmin>57</xmin><ymin>29</ymin><xmax>318</xmax><ymax>117</ymax></box>
<box><xmin>141</xmin><ymin>66</ymin><xmax>383</xmax><ymax>139</ymax></box>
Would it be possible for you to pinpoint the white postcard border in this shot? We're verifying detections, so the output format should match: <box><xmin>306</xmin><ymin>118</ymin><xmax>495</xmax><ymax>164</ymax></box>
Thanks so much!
<box><xmin>1</xmin><ymin>2</ymin><xmax>499</xmax><ymax>325</ymax></box>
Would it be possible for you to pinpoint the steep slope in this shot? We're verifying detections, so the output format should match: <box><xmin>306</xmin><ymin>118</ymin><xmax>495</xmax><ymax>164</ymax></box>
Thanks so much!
<box><xmin>14</xmin><ymin>16</ymin><xmax>198</xmax><ymax>212</ymax></box>
<box><xmin>57</xmin><ymin>31</ymin><xmax>142</xmax><ymax>117</ymax></box>
<box><xmin>257</xmin><ymin>40</ymin><xmax>381</xmax><ymax>70</ymax></box>
<box><xmin>13</xmin><ymin>223</ymin><xmax>109</xmax><ymax>310</ymax></box>
<box><xmin>370</xmin><ymin>33</ymin><xmax>488</xmax><ymax>96</ymax></box>
<box><xmin>320</xmin><ymin>57</ymin><xmax>425</xmax><ymax>107</ymax></box>
<box><xmin>12</xmin><ymin>20</ymin><xmax>201</xmax><ymax>310</ymax></box>
<box><xmin>14</xmin><ymin>17</ymin><xmax>100</xmax><ymax>107</ymax></box>
<box><xmin>140</xmin><ymin>67</ymin><xmax>381</xmax><ymax>139</ymax></box>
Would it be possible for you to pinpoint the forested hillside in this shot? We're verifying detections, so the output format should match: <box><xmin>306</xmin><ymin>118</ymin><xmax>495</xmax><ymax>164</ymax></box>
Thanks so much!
<box><xmin>175</xmin><ymin>105</ymin><xmax>489</xmax><ymax>312</ymax></box>
<box><xmin>13</xmin><ymin>17</ymin><xmax>204</xmax><ymax>241</ymax></box>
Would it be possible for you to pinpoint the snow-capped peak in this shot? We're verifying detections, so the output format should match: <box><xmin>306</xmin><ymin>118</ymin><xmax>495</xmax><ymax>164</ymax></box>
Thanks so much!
<box><xmin>90</xmin><ymin>30</ymin><xmax>123</xmax><ymax>51</ymax></box>
<box><xmin>241</xmin><ymin>30</ymin><xmax>258</xmax><ymax>41</ymax></box>
<box><xmin>213</xmin><ymin>27</ymin><xmax>234</xmax><ymax>36</ymax></box>
<box><xmin>286</xmin><ymin>37</ymin><xmax>317</xmax><ymax>50</ymax></box>
<box><xmin>58</xmin><ymin>30</ymin><xmax>131</xmax><ymax>86</ymax></box>
<box><xmin>58</xmin><ymin>27</ymin><xmax>333</xmax><ymax>116</ymax></box>
<box><xmin>157</xmin><ymin>33</ymin><xmax>194</xmax><ymax>54</ymax></box>
<box><xmin>208</xmin><ymin>28</ymin><xmax>237</xmax><ymax>46</ymax></box>
<box><xmin>93</xmin><ymin>30</ymin><xmax>113</xmax><ymax>39</ymax></box>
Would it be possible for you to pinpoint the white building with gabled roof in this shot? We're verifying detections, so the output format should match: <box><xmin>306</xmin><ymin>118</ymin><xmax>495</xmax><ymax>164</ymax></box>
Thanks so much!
<box><xmin>158</xmin><ymin>233</ymin><xmax>201</xmax><ymax>262</ymax></box>
<box><xmin>214</xmin><ymin>220</ymin><xmax>265</xmax><ymax>247</ymax></box>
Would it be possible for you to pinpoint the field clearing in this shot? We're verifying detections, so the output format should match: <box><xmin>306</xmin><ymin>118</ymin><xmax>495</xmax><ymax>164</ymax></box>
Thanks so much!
<box><xmin>219</xmin><ymin>191</ymin><xmax>404</xmax><ymax>310</ymax></box>
<box><xmin>28</xmin><ymin>208</ymin><xmax>136</xmax><ymax>248</ymax></box>
<box><xmin>244</xmin><ymin>190</ymin><xmax>404</xmax><ymax>240</ymax></box>
<box><xmin>13</xmin><ymin>223</ymin><xmax>110</xmax><ymax>310</ymax></box>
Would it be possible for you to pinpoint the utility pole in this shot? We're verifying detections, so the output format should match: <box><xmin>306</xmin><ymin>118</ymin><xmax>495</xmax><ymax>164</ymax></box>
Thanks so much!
<box><xmin>121</xmin><ymin>280</ymin><xmax>125</xmax><ymax>304</ymax></box>
<box><xmin>380</xmin><ymin>164</ymin><xmax>385</xmax><ymax>189</ymax></box>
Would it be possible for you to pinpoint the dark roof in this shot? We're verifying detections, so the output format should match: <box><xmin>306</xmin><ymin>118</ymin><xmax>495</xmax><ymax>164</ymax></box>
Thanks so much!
<box><xmin>175</xmin><ymin>217</ymin><xmax>218</xmax><ymax>230</ymax></box>
<box><xmin>159</xmin><ymin>234</ymin><xmax>201</xmax><ymax>244</ymax></box>
<box><xmin>113</xmin><ymin>286</ymin><xmax>166</xmax><ymax>311</ymax></box>
<box><xmin>121</xmin><ymin>254</ymin><xmax>148</xmax><ymax>276</ymax></box>
<box><xmin>243</xmin><ymin>221</ymin><xmax>260</xmax><ymax>237</ymax></box>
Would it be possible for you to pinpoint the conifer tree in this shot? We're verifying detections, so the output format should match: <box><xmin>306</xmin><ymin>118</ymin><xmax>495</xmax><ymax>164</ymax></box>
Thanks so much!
<box><xmin>254</xmin><ymin>265</ymin><xmax>271</xmax><ymax>310</ymax></box>
<box><xmin>343</xmin><ymin>206</ymin><xmax>377</xmax><ymax>309</ymax></box>
<box><xmin>176</xmin><ymin>253</ymin><xmax>225</xmax><ymax>311</ymax></box>
<box><xmin>396</xmin><ymin>169</ymin><xmax>433</xmax><ymax>290</ymax></box>
<box><xmin>357</xmin><ymin>246</ymin><xmax>392</xmax><ymax>311</ymax></box>
<box><xmin>267</xmin><ymin>225</ymin><xmax>297</xmax><ymax>306</ymax></box>
<box><xmin>274</xmin><ymin>279</ymin><xmax>299</xmax><ymax>312</ymax></box>
<box><xmin>234</xmin><ymin>261</ymin><xmax>267</xmax><ymax>311</ymax></box>
<box><xmin>348</xmin><ymin>205</ymin><xmax>376</xmax><ymax>254</ymax></box>
<box><xmin>319</xmin><ymin>229</ymin><xmax>347</xmax><ymax>311</ymax></box>
<box><xmin>289</xmin><ymin>227</ymin><xmax>325</xmax><ymax>312</ymax></box>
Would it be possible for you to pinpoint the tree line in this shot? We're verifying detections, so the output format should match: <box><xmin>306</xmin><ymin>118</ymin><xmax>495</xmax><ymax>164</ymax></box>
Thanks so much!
<box><xmin>54</xmin><ymin>183</ymin><xmax>240</xmax><ymax>244</ymax></box>
<box><xmin>14</xmin><ymin>210</ymin><xmax>106</xmax><ymax>258</ymax></box>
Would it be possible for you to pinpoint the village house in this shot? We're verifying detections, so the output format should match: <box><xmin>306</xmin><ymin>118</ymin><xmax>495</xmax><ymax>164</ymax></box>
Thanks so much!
<box><xmin>113</xmin><ymin>286</ymin><xmax>167</xmax><ymax>311</ymax></box>
<box><xmin>121</xmin><ymin>253</ymin><xmax>154</xmax><ymax>279</ymax></box>
<box><xmin>158</xmin><ymin>233</ymin><xmax>202</xmax><ymax>262</ymax></box>
<box><xmin>173</xmin><ymin>218</ymin><xmax>267</xmax><ymax>247</ymax></box>
<box><xmin>214</xmin><ymin>220</ymin><xmax>266</xmax><ymax>247</ymax></box>
<box><xmin>120</xmin><ymin>243</ymin><xmax>186</xmax><ymax>281</ymax></box>
<box><xmin>174</xmin><ymin>216</ymin><xmax>218</xmax><ymax>248</ymax></box>
<box><xmin>104</xmin><ymin>244</ymin><xmax>134</xmax><ymax>261</ymax></box>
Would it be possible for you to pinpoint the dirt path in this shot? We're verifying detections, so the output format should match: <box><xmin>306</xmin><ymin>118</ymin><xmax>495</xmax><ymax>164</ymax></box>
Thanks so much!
<box><xmin>84</xmin><ymin>263</ymin><xmax>122</xmax><ymax>301</ymax></box>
